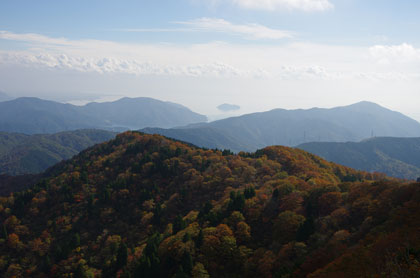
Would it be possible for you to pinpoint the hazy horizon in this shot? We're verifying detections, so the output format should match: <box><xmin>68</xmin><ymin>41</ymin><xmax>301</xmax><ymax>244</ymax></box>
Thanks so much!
<box><xmin>2</xmin><ymin>92</ymin><xmax>419</xmax><ymax>124</ymax></box>
<box><xmin>1</xmin><ymin>0</ymin><xmax>420</xmax><ymax>121</ymax></box>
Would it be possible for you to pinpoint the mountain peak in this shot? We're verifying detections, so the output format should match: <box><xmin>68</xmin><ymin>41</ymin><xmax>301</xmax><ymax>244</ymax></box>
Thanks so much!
<box><xmin>0</xmin><ymin>96</ymin><xmax>207</xmax><ymax>134</ymax></box>
<box><xmin>353</xmin><ymin>100</ymin><xmax>378</xmax><ymax>105</ymax></box>
<box><xmin>344</xmin><ymin>101</ymin><xmax>387</xmax><ymax>110</ymax></box>
<box><xmin>144</xmin><ymin>101</ymin><xmax>420</xmax><ymax>152</ymax></box>
<box><xmin>3</xmin><ymin>130</ymin><xmax>418</xmax><ymax>278</ymax></box>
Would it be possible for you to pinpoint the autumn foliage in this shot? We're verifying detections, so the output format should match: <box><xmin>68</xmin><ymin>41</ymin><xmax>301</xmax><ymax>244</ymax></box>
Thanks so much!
<box><xmin>0</xmin><ymin>131</ymin><xmax>419</xmax><ymax>277</ymax></box>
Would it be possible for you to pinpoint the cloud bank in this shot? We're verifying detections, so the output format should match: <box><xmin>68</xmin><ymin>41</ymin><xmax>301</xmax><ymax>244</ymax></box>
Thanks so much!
<box><xmin>369</xmin><ymin>43</ymin><xmax>420</xmax><ymax>65</ymax></box>
<box><xmin>1</xmin><ymin>31</ymin><xmax>420</xmax><ymax>83</ymax></box>
<box><xmin>0</xmin><ymin>52</ymin><xmax>339</xmax><ymax>79</ymax></box>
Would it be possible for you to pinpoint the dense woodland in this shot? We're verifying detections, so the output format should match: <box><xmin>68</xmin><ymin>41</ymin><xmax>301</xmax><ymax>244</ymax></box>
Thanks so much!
<box><xmin>0</xmin><ymin>174</ymin><xmax>41</xmax><ymax>197</ymax></box>
<box><xmin>1</xmin><ymin>132</ymin><xmax>420</xmax><ymax>277</ymax></box>
<box><xmin>299</xmin><ymin>137</ymin><xmax>420</xmax><ymax>180</ymax></box>
<box><xmin>0</xmin><ymin>129</ymin><xmax>116</xmax><ymax>175</ymax></box>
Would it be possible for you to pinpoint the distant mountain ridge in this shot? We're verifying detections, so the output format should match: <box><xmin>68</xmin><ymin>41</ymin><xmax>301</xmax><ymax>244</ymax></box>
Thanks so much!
<box><xmin>298</xmin><ymin>137</ymin><xmax>420</xmax><ymax>180</ymax></box>
<box><xmin>0</xmin><ymin>97</ymin><xmax>207</xmax><ymax>134</ymax></box>
<box><xmin>143</xmin><ymin>101</ymin><xmax>420</xmax><ymax>152</ymax></box>
<box><xmin>0</xmin><ymin>129</ymin><xmax>116</xmax><ymax>175</ymax></box>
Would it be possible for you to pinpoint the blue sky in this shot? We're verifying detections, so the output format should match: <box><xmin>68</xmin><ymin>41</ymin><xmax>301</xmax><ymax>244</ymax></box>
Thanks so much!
<box><xmin>1</xmin><ymin>0</ymin><xmax>420</xmax><ymax>44</ymax></box>
<box><xmin>1</xmin><ymin>0</ymin><xmax>420</xmax><ymax>120</ymax></box>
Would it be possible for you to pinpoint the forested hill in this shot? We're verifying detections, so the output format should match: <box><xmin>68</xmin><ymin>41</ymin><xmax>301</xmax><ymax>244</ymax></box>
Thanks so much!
<box><xmin>298</xmin><ymin>137</ymin><xmax>420</xmax><ymax>180</ymax></box>
<box><xmin>1</xmin><ymin>132</ymin><xmax>420</xmax><ymax>277</ymax></box>
<box><xmin>0</xmin><ymin>129</ymin><xmax>117</xmax><ymax>175</ymax></box>
<box><xmin>143</xmin><ymin>101</ymin><xmax>420</xmax><ymax>152</ymax></box>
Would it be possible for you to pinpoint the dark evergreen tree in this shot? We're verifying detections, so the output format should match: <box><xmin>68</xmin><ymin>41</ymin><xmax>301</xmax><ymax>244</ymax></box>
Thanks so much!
<box><xmin>195</xmin><ymin>229</ymin><xmax>204</xmax><ymax>249</ymax></box>
<box><xmin>72</xmin><ymin>233</ymin><xmax>81</xmax><ymax>249</ymax></box>
<box><xmin>228</xmin><ymin>191</ymin><xmax>245</xmax><ymax>212</ymax></box>
<box><xmin>244</xmin><ymin>186</ymin><xmax>256</xmax><ymax>199</ymax></box>
<box><xmin>272</xmin><ymin>188</ymin><xmax>280</xmax><ymax>199</ymax></box>
<box><xmin>152</xmin><ymin>203</ymin><xmax>163</xmax><ymax>226</ymax></box>
<box><xmin>175</xmin><ymin>266</ymin><xmax>189</xmax><ymax>278</ymax></box>
<box><xmin>41</xmin><ymin>255</ymin><xmax>51</xmax><ymax>274</ymax></box>
<box><xmin>1</xmin><ymin>224</ymin><xmax>7</xmax><ymax>239</ymax></box>
<box><xmin>181</xmin><ymin>251</ymin><xmax>193</xmax><ymax>275</ymax></box>
<box><xmin>198</xmin><ymin>201</ymin><xmax>213</xmax><ymax>220</ymax></box>
<box><xmin>173</xmin><ymin>215</ymin><xmax>187</xmax><ymax>234</ymax></box>
<box><xmin>134</xmin><ymin>233</ymin><xmax>162</xmax><ymax>277</ymax></box>
<box><xmin>116</xmin><ymin>242</ymin><xmax>128</xmax><ymax>269</ymax></box>
<box><xmin>134</xmin><ymin>256</ymin><xmax>152</xmax><ymax>277</ymax></box>
<box><xmin>74</xmin><ymin>263</ymin><xmax>87</xmax><ymax>278</ymax></box>
<box><xmin>183</xmin><ymin>232</ymin><xmax>191</xmax><ymax>243</ymax></box>
<box><xmin>297</xmin><ymin>217</ymin><xmax>315</xmax><ymax>242</ymax></box>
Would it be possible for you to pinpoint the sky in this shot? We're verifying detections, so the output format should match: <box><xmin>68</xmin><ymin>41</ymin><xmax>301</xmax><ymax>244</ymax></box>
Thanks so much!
<box><xmin>1</xmin><ymin>0</ymin><xmax>420</xmax><ymax>120</ymax></box>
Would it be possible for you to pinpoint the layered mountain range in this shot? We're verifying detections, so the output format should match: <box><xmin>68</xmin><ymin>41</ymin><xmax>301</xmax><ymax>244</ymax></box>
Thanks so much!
<box><xmin>0</xmin><ymin>97</ymin><xmax>207</xmax><ymax>134</ymax></box>
<box><xmin>143</xmin><ymin>101</ymin><xmax>420</xmax><ymax>152</ymax></box>
<box><xmin>1</xmin><ymin>94</ymin><xmax>420</xmax><ymax>277</ymax></box>
<box><xmin>2</xmin><ymin>98</ymin><xmax>420</xmax><ymax>180</ymax></box>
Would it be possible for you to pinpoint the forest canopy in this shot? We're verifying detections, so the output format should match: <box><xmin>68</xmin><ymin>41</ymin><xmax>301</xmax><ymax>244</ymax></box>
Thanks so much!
<box><xmin>1</xmin><ymin>132</ymin><xmax>419</xmax><ymax>278</ymax></box>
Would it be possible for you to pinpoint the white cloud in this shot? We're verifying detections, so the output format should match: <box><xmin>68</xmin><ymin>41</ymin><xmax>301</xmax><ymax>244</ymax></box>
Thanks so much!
<box><xmin>176</xmin><ymin>18</ymin><xmax>293</xmax><ymax>39</ymax></box>
<box><xmin>1</xmin><ymin>30</ymin><xmax>420</xmax><ymax>83</ymax></box>
<box><xmin>116</xmin><ymin>18</ymin><xmax>293</xmax><ymax>40</ymax></box>
<box><xmin>276</xmin><ymin>65</ymin><xmax>335</xmax><ymax>79</ymax></box>
<box><xmin>3</xmin><ymin>51</ymin><xmax>415</xmax><ymax>82</ymax></box>
<box><xmin>0</xmin><ymin>49</ymin><xmax>342</xmax><ymax>80</ymax></box>
<box><xmin>370</xmin><ymin>43</ymin><xmax>420</xmax><ymax>65</ymax></box>
<box><xmin>0</xmin><ymin>52</ymin><xmax>256</xmax><ymax>78</ymax></box>
<box><xmin>197</xmin><ymin>0</ymin><xmax>333</xmax><ymax>12</ymax></box>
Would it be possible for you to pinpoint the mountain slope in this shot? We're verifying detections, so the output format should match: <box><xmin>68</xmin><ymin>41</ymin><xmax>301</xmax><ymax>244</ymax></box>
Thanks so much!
<box><xmin>0</xmin><ymin>97</ymin><xmax>98</xmax><ymax>134</ymax></box>
<box><xmin>0</xmin><ymin>97</ymin><xmax>207</xmax><ymax>134</ymax></box>
<box><xmin>1</xmin><ymin>132</ymin><xmax>419</xmax><ymax>278</ymax></box>
<box><xmin>0</xmin><ymin>173</ymin><xmax>41</xmax><ymax>196</ymax></box>
<box><xmin>143</xmin><ymin>101</ymin><xmax>420</xmax><ymax>152</ymax></box>
<box><xmin>298</xmin><ymin>137</ymin><xmax>420</xmax><ymax>180</ymax></box>
<box><xmin>0</xmin><ymin>129</ymin><xmax>116</xmax><ymax>175</ymax></box>
<box><xmin>80</xmin><ymin>97</ymin><xmax>207</xmax><ymax>130</ymax></box>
